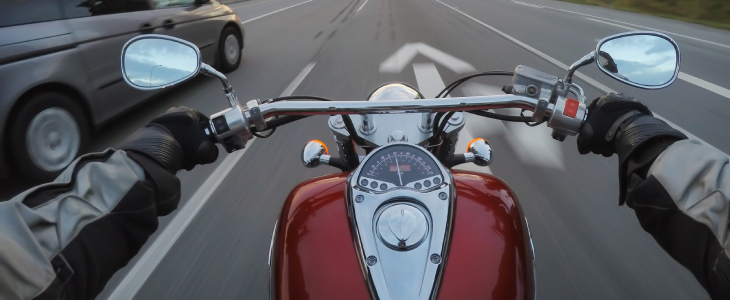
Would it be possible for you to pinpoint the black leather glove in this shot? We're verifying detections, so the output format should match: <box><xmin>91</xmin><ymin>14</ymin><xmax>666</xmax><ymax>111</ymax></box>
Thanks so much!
<box><xmin>119</xmin><ymin>107</ymin><xmax>219</xmax><ymax>172</ymax></box>
<box><xmin>576</xmin><ymin>93</ymin><xmax>652</xmax><ymax>157</ymax></box>
<box><xmin>577</xmin><ymin>93</ymin><xmax>687</xmax><ymax>204</ymax></box>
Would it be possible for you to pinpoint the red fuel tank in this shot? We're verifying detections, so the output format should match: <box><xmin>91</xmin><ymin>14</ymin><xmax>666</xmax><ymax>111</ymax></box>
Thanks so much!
<box><xmin>271</xmin><ymin>170</ymin><xmax>535</xmax><ymax>299</ymax></box>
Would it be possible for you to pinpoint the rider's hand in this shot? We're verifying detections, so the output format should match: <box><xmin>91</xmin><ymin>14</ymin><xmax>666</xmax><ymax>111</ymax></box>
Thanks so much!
<box><xmin>119</xmin><ymin>107</ymin><xmax>219</xmax><ymax>172</ymax></box>
<box><xmin>576</xmin><ymin>93</ymin><xmax>652</xmax><ymax>157</ymax></box>
<box><xmin>577</xmin><ymin>93</ymin><xmax>687</xmax><ymax>205</ymax></box>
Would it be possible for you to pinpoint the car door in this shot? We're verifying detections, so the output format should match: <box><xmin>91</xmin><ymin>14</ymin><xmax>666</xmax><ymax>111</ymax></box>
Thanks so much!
<box><xmin>61</xmin><ymin>0</ymin><xmax>169</xmax><ymax>124</ymax></box>
<box><xmin>151</xmin><ymin>0</ymin><xmax>228</xmax><ymax>64</ymax></box>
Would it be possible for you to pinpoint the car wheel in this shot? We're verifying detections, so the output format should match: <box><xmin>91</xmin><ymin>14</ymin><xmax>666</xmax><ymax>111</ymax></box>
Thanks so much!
<box><xmin>218</xmin><ymin>27</ymin><xmax>242</xmax><ymax>73</ymax></box>
<box><xmin>9</xmin><ymin>92</ymin><xmax>89</xmax><ymax>182</ymax></box>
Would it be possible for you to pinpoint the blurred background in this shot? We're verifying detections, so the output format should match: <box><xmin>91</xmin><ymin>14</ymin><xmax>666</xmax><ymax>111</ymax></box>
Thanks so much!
<box><xmin>1</xmin><ymin>0</ymin><xmax>729</xmax><ymax>298</ymax></box>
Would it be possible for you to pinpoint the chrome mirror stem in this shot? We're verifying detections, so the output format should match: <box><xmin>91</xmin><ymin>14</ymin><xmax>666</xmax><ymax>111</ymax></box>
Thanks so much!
<box><xmin>200</xmin><ymin>63</ymin><xmax>240</xmax><ymax>107</ymax></box>
<box><xmin>564</xmin><ymin>52</ymin><xmax>595</xmax><ymax>84</ymax></box>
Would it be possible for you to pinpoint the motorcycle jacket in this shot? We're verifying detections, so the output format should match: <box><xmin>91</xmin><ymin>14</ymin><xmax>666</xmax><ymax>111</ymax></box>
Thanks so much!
<box><xmin>622</xmin><ymin>137</ymin><xmax>730</xmax><ymax>299</ymax></box>
<box><xmin>0</xmin><ymin>149</ymin><xmax>180</xmax><ymax>300</ymax></box>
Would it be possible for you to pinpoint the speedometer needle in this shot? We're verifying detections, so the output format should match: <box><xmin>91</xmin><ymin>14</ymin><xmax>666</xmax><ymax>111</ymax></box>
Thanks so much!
<box><xmin>394</xmin><ymin>155</ymin><xmax>403</xmax><ymax>186</ymax></box>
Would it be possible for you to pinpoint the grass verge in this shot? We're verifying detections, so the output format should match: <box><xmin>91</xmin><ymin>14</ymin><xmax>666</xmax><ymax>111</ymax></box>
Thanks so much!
<box><xmin>556</xmin><ymin>0</ymin><xmax>730</xmax><ymax>30</ymax></box>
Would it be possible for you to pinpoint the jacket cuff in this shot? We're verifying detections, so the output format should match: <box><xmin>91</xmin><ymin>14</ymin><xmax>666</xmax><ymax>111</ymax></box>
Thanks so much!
<box><xmin>125</xmin><ymin>151</ymin><xmax>181</xmax><ymax>216</ymax></box>
<box><xmin>615</xmin><ymin>114</ymin><xmax>687</xmax><ymax>205</ymax></box>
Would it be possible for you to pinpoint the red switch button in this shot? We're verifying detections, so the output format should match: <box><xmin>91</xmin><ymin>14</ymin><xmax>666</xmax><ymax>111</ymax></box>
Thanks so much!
<box><xmin>563</xmin><ymin>98</ymin><xmax>579</xmax><ymax>118</ymax></box>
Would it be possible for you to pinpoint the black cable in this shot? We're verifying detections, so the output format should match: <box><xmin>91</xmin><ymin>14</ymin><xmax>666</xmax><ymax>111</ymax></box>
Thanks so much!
<box><xmin>520</xmin><ymin>109</ymin><xmax>546</xmax><ymax>127</ymax></box>
<box><xmin>467</xmin><ymin>110</ymin><xmax>532</xmax><ymax>122</ymax></box>
<box><xmin>435</xmin><ymin>112</ymin><xmax>455</xmax><ymax>138</ymax></box>
<box><xmin>432</xmin><ymin>112</ymin><xmax>445</xmax><ymax>133</ymax></box>
<box><xmin>253</xmin><ymin>128</ymin><xmax>277</xmax><ymax>138</ymax></box>
<box><xmin>436</xmin><ymin>71</ymin><xmax>514</xmax><ymax>98</ymax></box>
<box><xmin>340</xmin><ymin>115</ymin><xmax>369</xmax><ymax>148</ymax></box>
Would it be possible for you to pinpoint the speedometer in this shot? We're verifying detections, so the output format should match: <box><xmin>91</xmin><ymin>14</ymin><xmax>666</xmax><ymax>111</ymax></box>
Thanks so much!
<box><xmin>358</xmin><ymin>144</ymin><xmax>442</xmax><ymax>190</ymax></box>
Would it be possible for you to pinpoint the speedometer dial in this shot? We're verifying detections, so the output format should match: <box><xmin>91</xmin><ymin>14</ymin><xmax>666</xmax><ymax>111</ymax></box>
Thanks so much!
<box><xmin>359</xmin><ymin>144</ymin><xmax>441</xmax><ymax>188</ymax></box>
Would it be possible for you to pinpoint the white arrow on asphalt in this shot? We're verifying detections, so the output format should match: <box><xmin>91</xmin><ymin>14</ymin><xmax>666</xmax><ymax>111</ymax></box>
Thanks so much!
<box><xmin>461</xmin><ymin>82</ymin><xmax>565</xmax><ymax>170</ymax></box>
<box><xmin>379</xmin><ymin>43</ymin><xmax>476</xmax><ymax>74</ymax></box>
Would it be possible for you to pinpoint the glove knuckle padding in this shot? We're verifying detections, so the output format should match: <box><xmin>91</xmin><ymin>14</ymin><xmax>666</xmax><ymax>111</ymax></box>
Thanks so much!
<box><xmin>118</xmin><ymin>125</ymin><xmax>183</xmax><ymax>173</ymax></box>
<box><xmin>149</xmin><ymin>107</ymin><xmax>218</xmax><ymax>171</ymax></box>
<box><xmin>118</xmin><ymin>107</ymin><xmax>218</xmax><ymax>173</ymax></box>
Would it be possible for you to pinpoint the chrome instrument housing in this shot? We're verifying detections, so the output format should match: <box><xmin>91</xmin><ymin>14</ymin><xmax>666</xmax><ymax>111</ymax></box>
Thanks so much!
<box><xmin>347</xmin><ymin>142</ymin><xmax>455</xmax><ymax>300</ymax></box>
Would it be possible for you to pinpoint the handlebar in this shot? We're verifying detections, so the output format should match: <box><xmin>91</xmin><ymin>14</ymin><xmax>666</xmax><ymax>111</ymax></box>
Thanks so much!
<box><xmin>256</xmin><ymin>95</ymin><xmax>553</xmax><ymax>118</ymax></box>
<box><xmin>206</xmin><ymin>94</ymin><xmax>586</xmax><ymax>153</ymax></box>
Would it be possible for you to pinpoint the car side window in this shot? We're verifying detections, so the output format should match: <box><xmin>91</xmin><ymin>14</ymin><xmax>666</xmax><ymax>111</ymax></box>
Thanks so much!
<box><xmin>0</xmin><ymin>0</ymin><xmax>62</xmax><ymax>27</ymax></box>
<box><xmin>61</xmin><ymin>0</ymin><xmax>154</xmax><ymax>19</ymax></box>
<box><xmin>153</xmin><ymin>0</ymin><xmax>196</xmax><ymax>8</ymax></box>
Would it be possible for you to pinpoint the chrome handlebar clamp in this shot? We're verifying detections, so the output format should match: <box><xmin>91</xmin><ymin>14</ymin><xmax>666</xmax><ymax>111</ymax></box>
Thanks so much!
<box><xmin>247</xmin><ymin>100</ymin><xmax>267</xmax><ymax>131</ymax></box>
<box><xmin>209</xmin><ymin>106</ymin><xmax>252</xmax><ymax>153</ymax></box>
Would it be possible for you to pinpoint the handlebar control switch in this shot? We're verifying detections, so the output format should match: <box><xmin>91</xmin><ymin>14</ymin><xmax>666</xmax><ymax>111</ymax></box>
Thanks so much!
<box><xmin>465</xmin><ymin>138</ymin><xmax>492</xmax><ymax>167</ymax></box>
<box><xmin>548</xmin><ymin>96</ymin><xmax>586</xmax><ymax>141</ymax></box>
<box><xmin>209</xmin><ymin>106</ymin><xmax>252</xmax><ymax>153</ymax></box>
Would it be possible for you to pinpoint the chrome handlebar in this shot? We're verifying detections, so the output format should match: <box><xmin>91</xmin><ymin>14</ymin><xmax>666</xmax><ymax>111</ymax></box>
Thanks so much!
<box><xmin>206</xmin><ymin>94</ymin><xmax>586</xmax><ymax>153</ymax></box>
<box><xmin>256</xmin><ymin>95</ymin><xmax>553</xmax><ymax>117</ymax></box>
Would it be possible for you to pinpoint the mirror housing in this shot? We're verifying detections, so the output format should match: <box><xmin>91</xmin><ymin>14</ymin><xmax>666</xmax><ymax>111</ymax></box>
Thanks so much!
<box><xmin>595</xmin><ymin>31</ymin><xmax>680</xmax><ymax>89</ymax></box>
<box><xmin>121</xmin><ymin>34</ymin><xmax>201</xmax><ymax>90</ymax></box>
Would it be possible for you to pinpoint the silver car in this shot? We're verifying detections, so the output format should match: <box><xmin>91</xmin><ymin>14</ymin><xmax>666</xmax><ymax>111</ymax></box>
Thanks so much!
<box><xmin>0</xmin><ymin>0</ymin><xmax>244</xmax><ymax>181</ymax></box>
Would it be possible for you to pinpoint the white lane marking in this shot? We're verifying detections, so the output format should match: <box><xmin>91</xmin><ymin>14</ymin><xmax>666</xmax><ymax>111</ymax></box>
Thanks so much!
<box><xmin>512</xmin><ymin>0</ymin><xmax>544</xmax><ymax>9</ymax></box>
<box><xmin>679</xmin><ymin>73</ymin><xmax>730</xmax><ymax>99</ymax></box>
<box><xmin>583</xmin><ymin>17</ymin><xmax>730</xmax><ymax>100</ymax></box>
<box><xmin>356</xmin><ymin>0</ymin><xmax>369</xmax><ymax>12</ymax></box>
<box><xmin>585</xmin><ymin>17</ymin><xmax>637</xmax><ymax>31</ymax></box>
<box><xmin>229</xmin><ymin>0</ymin><xmax>275</xmax><ymax>9</ymax></box>
<box><xmin>380</xmin><ymin>43</ymin><xmax>476</xmax><ymax>74</ymax></box>
<box><xmin>241</xmin><ymin>0</ymin><xmax>313</xmax><ymax>24</ymax></box>
<box><xmin>281</xmin><ymin>62</ymin><xmax>316</xmax><ymax>97</ymax></box>
<box><xmin>413</xmin><ymin>63</ymin><xmax>446</xmax><ymax>98</ymax></box>
<box><xmin>436</xmin><ymin>0</ymin><xmax>726</xmax><ymax>156</ymax></box>
<box><xmin>107</xmin><ymin>62</ymin><xmax>317</xmax><ymax>299</ymax></box>
<box><xmin>107</xmin><ymin>148</ymin><xmax>250</xmax><ymax>300</ymax></box>
<box><xmin>524</xmin><ymin>1</ymin><xmax>730</xmax><ymax>50</ymax></box>
<box><xmin>462</xmin><ymin>83</ymin><xmax>564</xmax><ymax>169</ymax></box>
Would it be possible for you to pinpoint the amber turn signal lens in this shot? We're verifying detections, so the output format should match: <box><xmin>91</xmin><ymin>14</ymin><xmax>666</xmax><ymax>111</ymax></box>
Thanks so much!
<box><xmin>310</xmin><ymin>140</ymin><xmax>328</xmax><ymax>155</ymax></box>
<box><xmin>466</xmin><ymin>138</ymin><xmax>486</xmax><ymax>152</ymax></box>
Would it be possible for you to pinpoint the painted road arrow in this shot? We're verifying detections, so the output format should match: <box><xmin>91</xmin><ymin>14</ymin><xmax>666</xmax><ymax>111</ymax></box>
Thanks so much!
<box><xmin>379</xmin><ymin>43</ymin><xmax>476</xmax><ymax>74</ymax></box>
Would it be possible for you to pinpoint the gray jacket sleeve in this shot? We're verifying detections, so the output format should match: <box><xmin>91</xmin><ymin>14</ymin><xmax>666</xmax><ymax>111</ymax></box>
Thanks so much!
<box><xmin>0</xmin><ymin>149</ymin><xmax>180</xmax><ymax>300</ymax></box>
<box><xmin>625</xmin><ymin>139</ymin><xmax>730</xmax><ymax>299</ymax></box>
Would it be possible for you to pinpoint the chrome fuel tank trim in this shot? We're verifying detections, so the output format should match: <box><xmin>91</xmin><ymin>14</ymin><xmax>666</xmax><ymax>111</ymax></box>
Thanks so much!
<box><xmin>347</xmin><ymin>143</ymin><xmax>455</xmax><ymax>300</ymax></box>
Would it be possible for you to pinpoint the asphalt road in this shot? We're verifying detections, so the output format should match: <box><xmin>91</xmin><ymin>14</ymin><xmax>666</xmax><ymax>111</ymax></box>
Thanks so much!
<box><xmin>6</xmin><ymin>0</ymin><xmax>730</xmax><ymax>298</ymax></box>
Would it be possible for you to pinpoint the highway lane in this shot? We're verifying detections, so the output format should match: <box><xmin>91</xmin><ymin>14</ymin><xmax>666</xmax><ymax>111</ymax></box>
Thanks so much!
<box><xmin>98</xmin><ymin>0</ymin><xmax>728</xmax><ymax>299</ymax></box>
<box><xmin>0</xmin><ymin>0</ymin><xmax>721</xmax><ymax>298</ymax></box>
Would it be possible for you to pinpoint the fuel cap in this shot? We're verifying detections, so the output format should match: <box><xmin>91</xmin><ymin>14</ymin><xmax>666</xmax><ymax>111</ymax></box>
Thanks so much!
<box><xmin>376</xmin><ymin>203</ymin><xmax>429</xmax><ymax>251</ymax></box>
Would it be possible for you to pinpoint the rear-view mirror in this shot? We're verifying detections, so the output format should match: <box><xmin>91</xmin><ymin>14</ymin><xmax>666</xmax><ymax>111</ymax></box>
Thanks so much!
<box><xmin>596</xmin><ymin>32</ymin><xmax>680</xmax><ymax>89</ymax></box>
<box><xmin>121</xmin><ymin>34</ymin><xmax>201</xmax><ymax>90</ymax></box>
